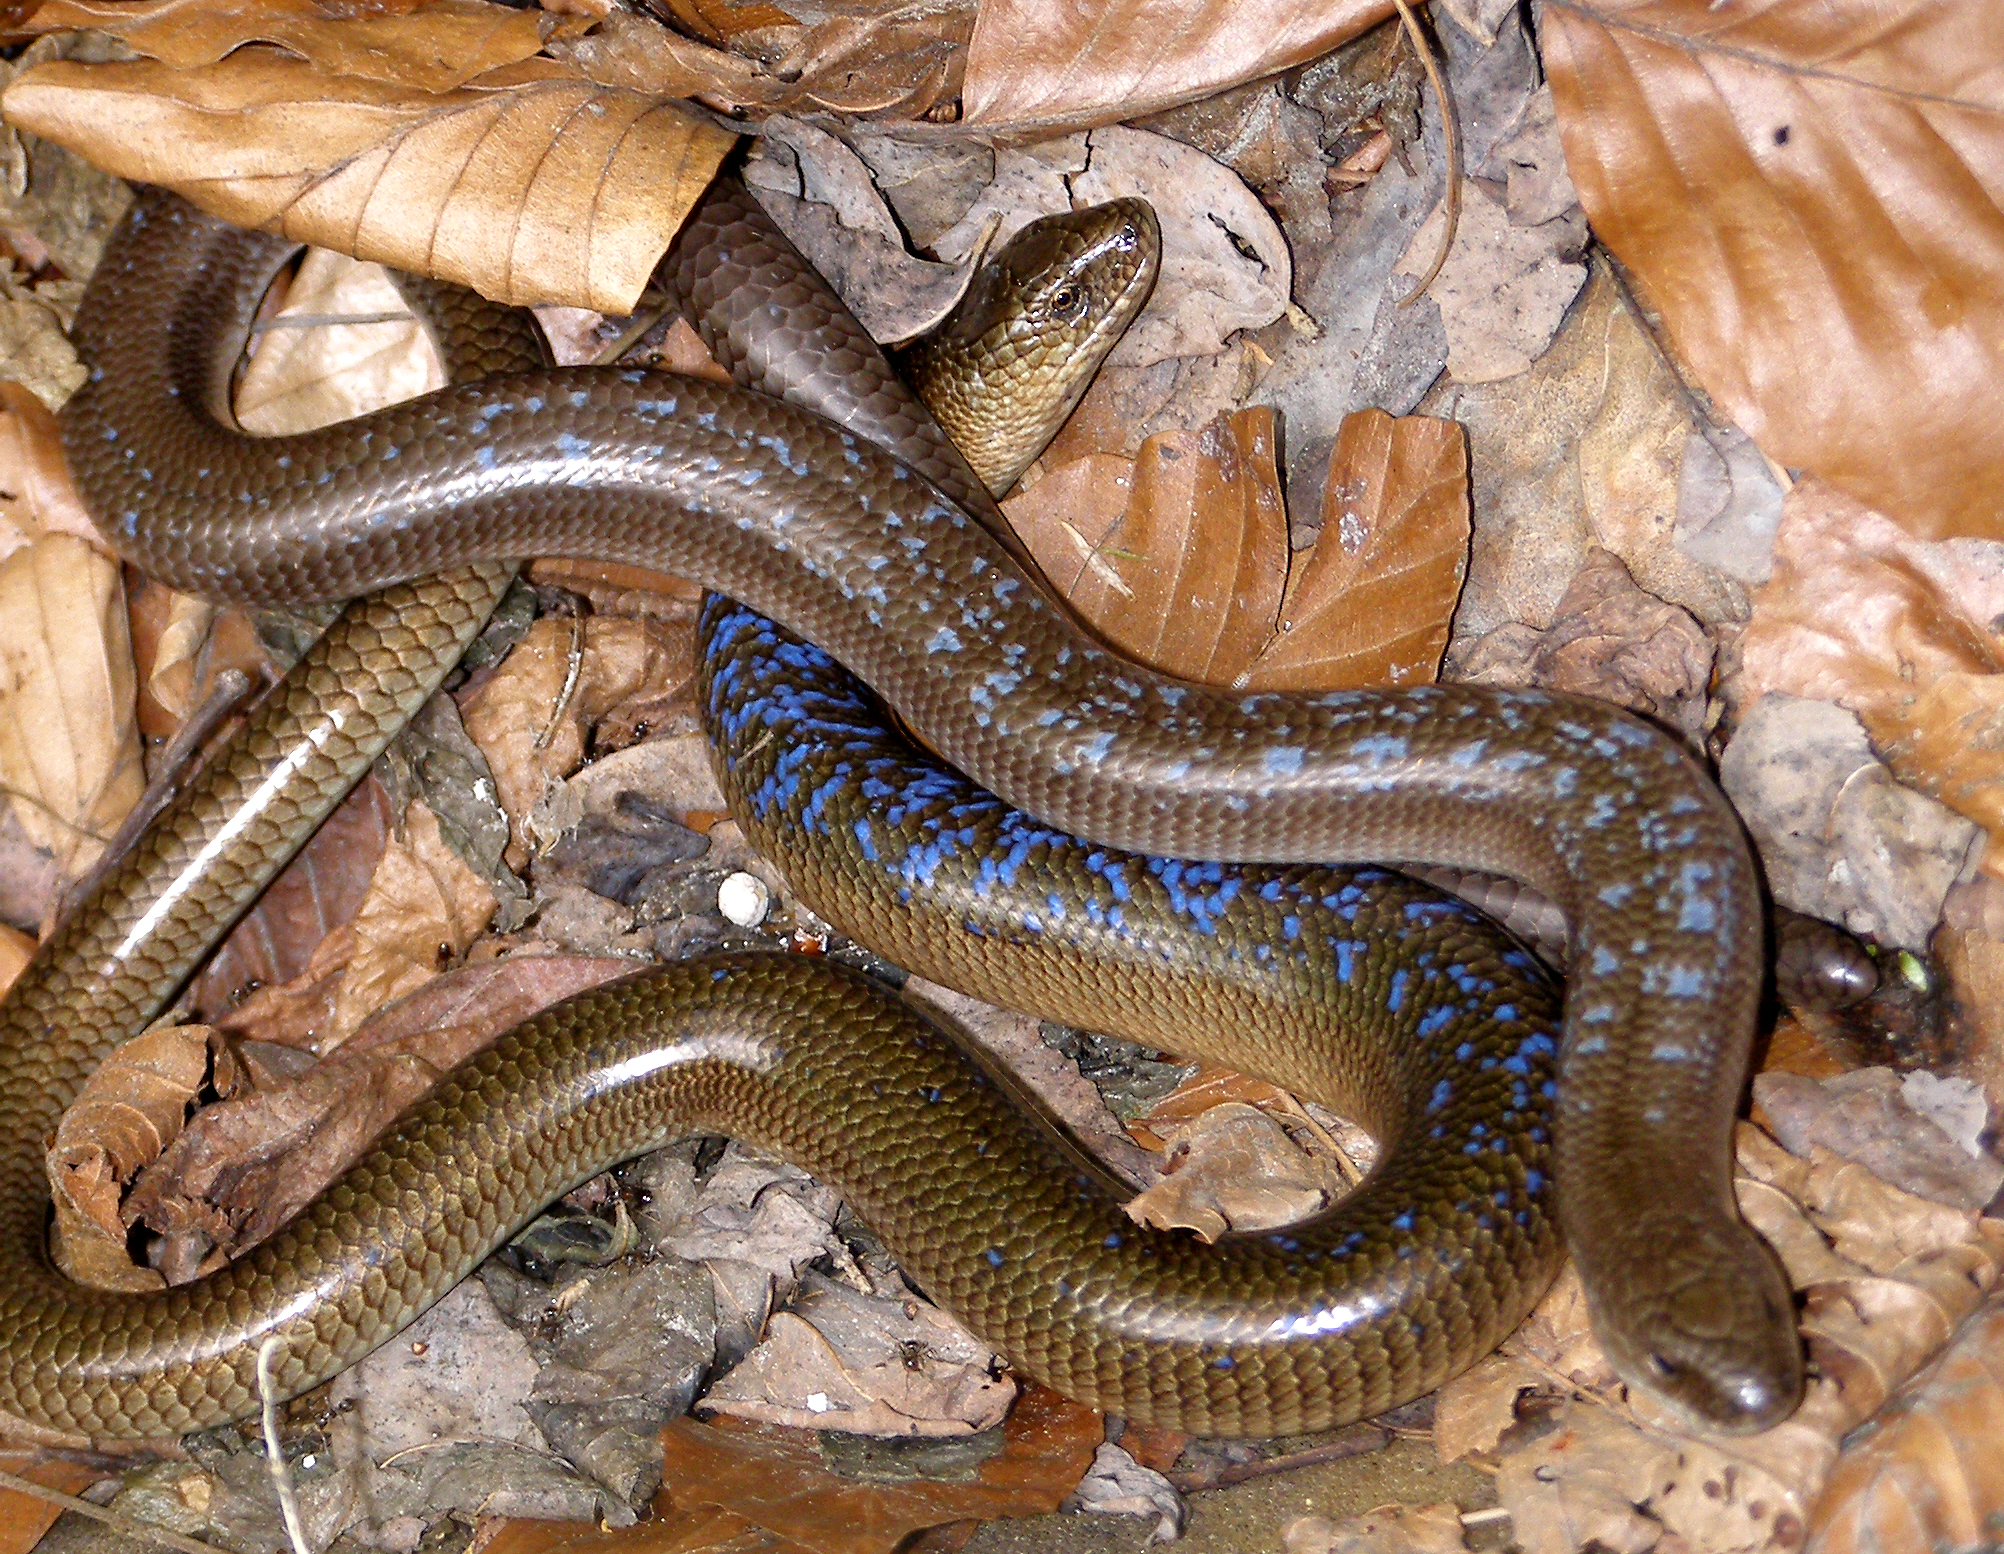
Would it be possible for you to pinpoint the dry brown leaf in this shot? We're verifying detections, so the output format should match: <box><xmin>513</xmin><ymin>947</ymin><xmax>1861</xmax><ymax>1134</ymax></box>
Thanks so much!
<box><xmin>463</xmin><ymin>615</ymin><xmax>697</xmax><ymax>866</ymax></box>
<box><xmin>0</xmin><ymin>532</ymin><xmax>142</xmax><ymax>879</ymax></box>
<box><xmin>1733</xmin><ymin>480</ymin><xmax>2004</xmax><ymax>871</ymax></box>
<box><xmin>186</xmin><ymin>775</ymin><xmax>396</xmax><ymax>1022</ymax></box>
<box><xmin>1006</xmin><ymin>410</ymin><xmax>1286</xmax><ymax>683</ymax></box>
<box><xmin>0</xmin><ymin>379</ymin><xmax>96</xmax><ymax>560</ymax></box>
<box><xmin>0</xmin><ymin>1456</ymin><xmax>101</xmax><ymax>1554</ymax></box>
<box><xmin>46</xmin><ymin>1023</ymin><xmax>224</xmax><ymax>1293</ymax></box>
<box><xmin>25</xmin><ymin>0</ymin><xmax>573</xmax><ymax>91</ymax></box>
<box><xmin>961</xmin><ymin>0</ymin><xmax>1392</xmax><ymax>130</ymax></box>
<box><xmin>1284</xmin><ymin>1503</ymin><xmax>1468</xmax><ymax>1554</ymax></box>
<box><xmin>1805</xmin><ymin>1289</ymin><xmax>2004</xmax><ymax>1553</ymax></box>
<box><xmin>1545</xmin><ymin>0</ymin><xmax>2004</xmax><ymax>542</ymax></box>
<box><xmin>1</xmin><ymin>50</ymin><xmax>735</xmax><ymax>312</ymax></box>
<box><xmin>134</xmin><ymin>953</ymin><xmax>633</xmax><ymax>1271</ymax></box>
<box><xmin>1243</xmin><ymin>409</ymin><xmax>1467</xmax><ymax>691</ymax></box>
<box><xmin>215</xmin><ymin>800</ymin><xmax>496</xmax><ymax>1052</ymax></box>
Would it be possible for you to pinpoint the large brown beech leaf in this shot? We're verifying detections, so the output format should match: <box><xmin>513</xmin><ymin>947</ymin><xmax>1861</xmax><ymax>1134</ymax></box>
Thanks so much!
<box><xmin>1544</xmin><ymin>0</ymin><xmax>2004</xmax><ymax>542</ymax></box>
<box><xmin>0</xmin><ymin>50</ymin><xmax>734</xmax><ymax>312</ymax></box>
<box><xmin>961</xmin><ymin>0</ymin><xmax>1392</xmax><ymax>130</ymax></box>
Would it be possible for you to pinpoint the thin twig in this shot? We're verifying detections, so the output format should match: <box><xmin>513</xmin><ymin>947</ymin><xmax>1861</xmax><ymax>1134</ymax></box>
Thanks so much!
<box><xmin>534</xmin><ymin>614</ymin><xmax>588</xmax><ymax>753</ymax></box>
<box><xmin>256</xmin><ymin>1336</ymin><xmax>312</xmax><ymax>1554</ymax></box>
<box><xmin>1391</xmin><ymin>0</ymin><xmax>1462</xmax><ymax>307</ymax></box>
<box><xmin>0</xmin><ymin>1469</ymin><xmax>226</xmax><ymax>1554</ymax></box>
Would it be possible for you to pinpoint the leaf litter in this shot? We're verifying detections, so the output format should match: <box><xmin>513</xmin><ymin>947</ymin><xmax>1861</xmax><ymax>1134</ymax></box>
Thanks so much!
<box><xmin>0</xmin><ymin>0</ymin><xmax>2000</xmax><ymax>1550</ymax></box>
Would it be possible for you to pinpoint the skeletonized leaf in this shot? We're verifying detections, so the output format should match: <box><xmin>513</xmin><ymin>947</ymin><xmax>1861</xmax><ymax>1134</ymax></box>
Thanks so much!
<box><xmin>1243</xmin><ymin>410</ymin><xmax>1467</xmax><ymax>691</ymax></box>
<box><xmin>0</xmin><ymin>50</ymin><xmax>735</xmax><ymax>312</ymax></box>
<box><xmin>961</xmin><ymin>0</ymin><xmax>1392</xmax><ymax>131</ymax></box>
<box><xmin>1545</xmin><ymin>0</ymin><xmax>2004</xmax><ymax>541</ymax></box>
<box><xmin>23</xmin><ymin>0</ymin><xmax>575</xmax><ymax>92</ymax></box>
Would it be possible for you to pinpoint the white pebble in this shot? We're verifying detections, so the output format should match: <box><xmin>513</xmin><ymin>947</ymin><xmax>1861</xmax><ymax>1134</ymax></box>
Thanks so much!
<box><xmin>719</xmin><ymin>872</ymin><xmax>771</xmax><ymax>927</ymax></box>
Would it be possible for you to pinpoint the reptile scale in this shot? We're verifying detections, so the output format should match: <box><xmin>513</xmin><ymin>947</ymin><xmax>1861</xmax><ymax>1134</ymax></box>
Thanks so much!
<box><xmin>0</xmin><ymin>170</ymin><xmax>1801</xmax><ymax>1439</ymax></box>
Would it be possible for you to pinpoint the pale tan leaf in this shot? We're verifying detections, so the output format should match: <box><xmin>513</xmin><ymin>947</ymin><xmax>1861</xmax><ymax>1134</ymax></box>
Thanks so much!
<box><xmin>1733</xmin><ymin>480</ymin><xmax>2004</xmax><ymax>871</ymax></box>
<box><xmin>1282</xmin><ymin>1502</ymin><xmax>1469</xmax><ymax>1554</ymax></box>
<box><xmin>961</xmin><ymin>0</ymin><xmax>1393</xmax><ymax>131</ymax></box>
<box><xmin>0</xmin><ymin>50</ymin><xmax>735</xmax><ymax>312</ymax></box>
<box><xmin>0</xmin><ymin>533</ymin><xmax>141</xmax><ymax>878</ymax></box>
<box><xmin>1243</xmin><ymin>409</ymin><xmax>1468</xmax><ymax>692</ymax></box>
<box><xmin>1004</xmin><ymin>410</ymin><xmax>1287</xmax><ymax>684</ymax></box>
<box><xmin>1545</xmin><ymin>0</ymin><xmax>2004</xmax><ymax>542</ymax></box>
<box><xmin>234</xmin><ymin>248</ymin><xmax>445</xmax><ymax>436</ymax></box>
<box><xmin>24</xmin><ymin>0</ymin><xmax>572</xmax><ymax>92</ymax></box>
<box><xmin>0</xmin><ymin>380</ymin><xmax>97</xmax><ymax>561</ymax></box>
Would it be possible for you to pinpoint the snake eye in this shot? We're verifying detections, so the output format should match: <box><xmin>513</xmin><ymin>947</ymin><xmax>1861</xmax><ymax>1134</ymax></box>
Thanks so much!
<box><xmin>1050</xmin><ymin>286</ymin><xmax>1080</xmax><ymax>319</ymax></box>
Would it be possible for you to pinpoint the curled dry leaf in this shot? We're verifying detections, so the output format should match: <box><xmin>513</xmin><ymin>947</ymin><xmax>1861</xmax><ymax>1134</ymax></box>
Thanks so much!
<box><xmin>1545</xmin><ymin>0</ymin><xmax>2004</xmax><ymax>542</ymax></box>
<box><xmin>0</xmin><ymin>923</ymin><xmax>31</xmax><ymax>994</ymax></box>
<box><xmin>1</xmin><ymin>50</ymin><xmax>735</xmax><ymax>312</ymax></box>
<box><xmin>961</xmin><ymin>0</ymin><xmax>1392</xmax><ymax>130</ymax></box>
<box><xmin>1733</xmin><ymin>480</ymin><xmax>2004</xmax><ymax>873</ymax></box>
<box><xmin>1440</xmin><ymin>1122</ymin><xmax>2004</xmax><ymax>1554</ymax></box>
<box><xmin>23</xmin><ymin>0</ymin><xmax>575</xmax><ymax>92</ymax></box>
<box><xmin>46</xmin><ymin>1023</ymin><xmax>225</xmax><ymax>1293</ymax></box>
<box><xmin>463</xmin><ymin>615</ymin><xmax>698</xmax><ymax>867</ymax></box>
<box><xmin>0</xmin><ymin>532</ymin><xmax>142</xmax><ymax>879</ymax></box>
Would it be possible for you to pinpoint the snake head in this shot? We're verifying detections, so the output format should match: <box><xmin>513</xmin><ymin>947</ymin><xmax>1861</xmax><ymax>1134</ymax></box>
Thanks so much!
<box><xmin>1584</xmin><ymin>1213</ymin><xmax>1804</xmax><ymax>1434</ymax></box>
<box><xmin>904</xmin><ymin>198</ymin><xmax>1161</xmax><ymax>494</ymax></box>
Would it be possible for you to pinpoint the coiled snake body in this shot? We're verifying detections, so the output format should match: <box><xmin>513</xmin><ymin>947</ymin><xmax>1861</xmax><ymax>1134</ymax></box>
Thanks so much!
<box><xmin>0</xmin><ymin>176</ymin><xmax>1800</xmax><ymax>1440</ymax></box>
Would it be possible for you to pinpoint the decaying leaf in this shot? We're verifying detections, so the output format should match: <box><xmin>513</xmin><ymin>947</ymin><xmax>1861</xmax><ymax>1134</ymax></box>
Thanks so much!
<box><xmin>185</xmin><ymin>775</ymin><xmax>396</xmax><ymax>1022</ymax></box>
<box><xmin>0</xmin><ymin>1456</ymin><xmax>101</xmax><ymax>1554</ymax></box>
<box><xmin>0</xmin><ymin>923</ymin><xmax>31</xmax><ymax>993</ymax></box>
<box><xmin>1545</xmin><ymin>0</ymin><xmax>2004</xmax><ymax>542</ymax></box>
<box><xmin>1732</xmin><ymin>480</ymin><xmax>2004</xmax><ymax>872</ymax></box>
<box><xmin>1283</xmin><ymin>1501</ymin><xmax>1470</xmax><ymax>1554</ymax></box>
<box><xmin>234</xmin><ymin>248</ymin><xmax>446</xmax><ymax>436</ymax></box>
<box><xmin>0</xmin><ymin>532</ymin><xmax>142</xmax><ymax>878</ymax></box>
<box><xmin>463</xmin><ymin>614</ymin><xmax>698</xmax><ymax>867</ymax></box>
<box><xmin>961</xmin><ymin>0</ymin><xmax>1392</xmax><ymax>130</ymax></box>
<box><xmin>1124</xmin><ymin>1101</ymin><xmax>1346</xmax><ymax>1241</ymax></box>
<box><xmin>1439</xmin><ymin>1123</ymin><xmax>2004</xmax><ymax>1554</ymax></box>
<box><xmin>1</xmin><ymin>50</ymin><xmax>734</xmax><ymax>312</ymax></box>
<box><xmin>701</xmin><ymin>1275</ymin><xmax>1015</xmax><ymax>1437</ymax></box>
<box><xmin>648</xmin><ymin>1385</ymin><xmax>1102</xmax><ymax>1554</ymax></box>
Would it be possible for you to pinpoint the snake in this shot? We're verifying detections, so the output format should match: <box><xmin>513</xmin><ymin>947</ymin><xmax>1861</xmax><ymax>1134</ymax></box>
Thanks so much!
<box><xmin>0</xmin><ymin>167</ymin><xmax>1803</xmax><ymax>1440</ymax></box>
